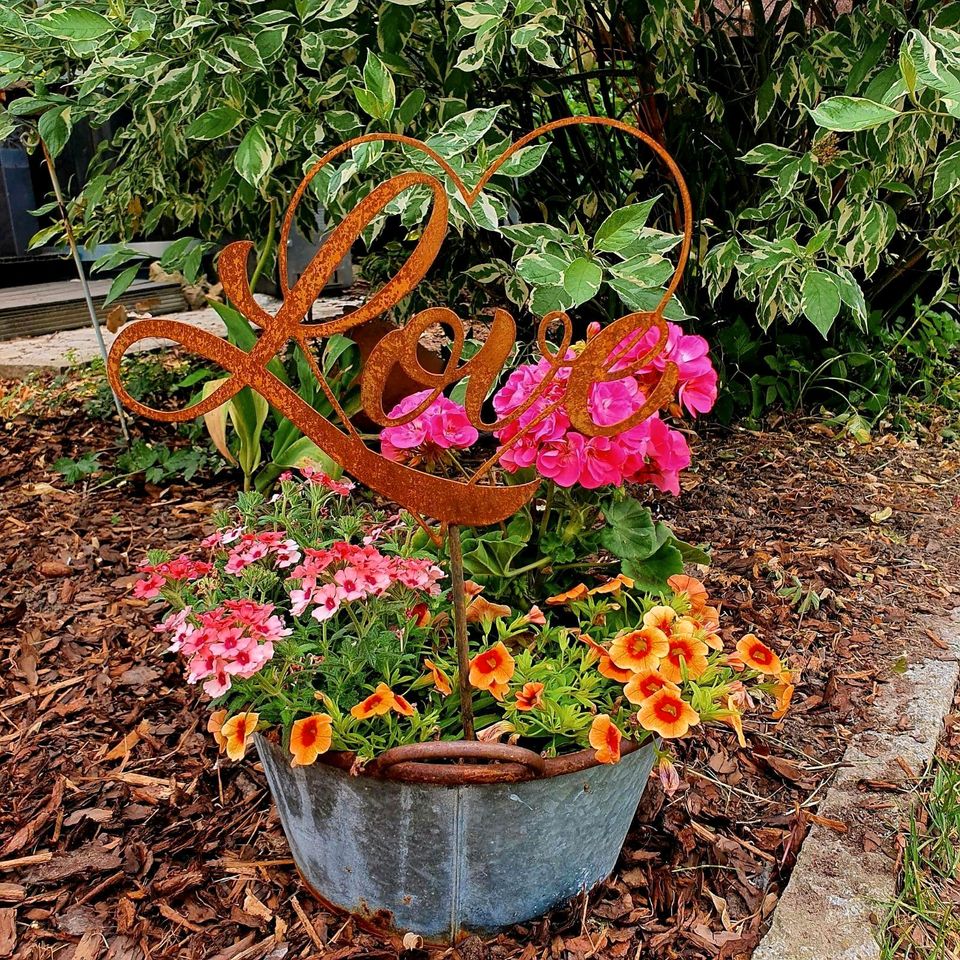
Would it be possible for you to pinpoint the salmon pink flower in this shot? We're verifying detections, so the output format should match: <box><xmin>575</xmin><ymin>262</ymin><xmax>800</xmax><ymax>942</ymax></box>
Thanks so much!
<box><xmin>667</xmin><ymin>574</ymin><xmax>709</xmax><ymax>613</ymax></box>
<box><xmin>638</xmin><ymin>689</ymin><xmax>700</xmax><ymax>739</ymax></box>
<box><xmin>466</xmin><ymin>596</ymin><xmax>512</xmax><ymax>624</ymax></box>
<box><xmin>624</xmin><ymin>669</ymin><xmax>680</xmax><ymax>704</ymax></box>
<box><xmin>133</xmin><ymin>572</ymin><xmax>165</xmax><ymax>599</ymax></box>
<box><xmin>424</xmin><ymin>658</ymin><xmax>452</xmax><ymax>696</ymax></box>
<box><xmin>515</xmin><ymin>682</ymin><xmax>545</xmax><ymax>711</ymax></box>
<box><xmin>609</xmin><ymin>627</ymin><xmax>670</xmax><ymax>673</ymax></box>
<box><xmin>310</xmin><ymin>584</ymin><xmax>342</xmax><ymax>622</ymax></box>
<box><xmin>207</xmin><ymin>709</ymin><xmax>228</xmax><ymax>752</ymax></box>
<box><xmin>289</xmin><ymin>713</ymin><xmax>333</xmax><ymax>766</ymax></box>
<box><xmin>642</xmin><ymin>605</ymin><xmax>677</xmax><ymax>633</ymax></box>
<box><xmin>589</xmin><ymin>715</ymin><xmax>622</xmax><ymax>764</ymax></box>
<box><xmin>469</xmin><ymin>641</ymin><xmax>515</xmax><ymax>692</ymax></box>
<box><xmin>735</xmin><ymin>634</ymin><xmax>782</xmax><ymax>675</ymax></box>
<box><xmin>519</xmin><ymin>604</ymin><xmax>546</xmax><ymax>626</ymax></box>
<box><xmin>546</xmin><ymin>583</ymin><xmax>589</xmax><ymax>605</ymax></box>
<box><xmin>350</xmin><ymin>683</ymin><xmax>396</xmax><ymax>719</ymax></box>
<box><xmin>659</xmin><ymin>634</ymin><xmax>709</xmax><ymax>683</ymax></box>
<box><xmin>220</xmin><ymin>711</ymin><xmax>259</xmax><ymax>761</ymax></box>
<box><xmin>588</xmin><ymin>574</ymin><xmax>634</xmax><ymax>596</ymax></box>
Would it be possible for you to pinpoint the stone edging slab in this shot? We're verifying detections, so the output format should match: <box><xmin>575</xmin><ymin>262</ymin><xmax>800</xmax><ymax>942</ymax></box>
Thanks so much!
<box><xmin>753</xmin><ymin>610</ymin><xmax>960</xmax><ymax>960</ymax></box>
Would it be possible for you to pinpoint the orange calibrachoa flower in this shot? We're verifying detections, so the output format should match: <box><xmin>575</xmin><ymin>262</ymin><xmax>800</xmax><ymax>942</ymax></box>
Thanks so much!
<box><xmin>721</xmin><ymin>699</ymin><xmax>747</xmax><ymax>747</ymax></box>
<box><xmin>642</xmin><ymin>605</ymin><xmax>677</xmax><ymax>633</ymax></box>
<box><xmin>424</xmin><ymin>658</ymin><xmax>452</xmax><ymax>696</ymax></box>
<box><xmin>546</xmin><ymin>583</ymin><xmax>589</xmax><ymax>605</ymax></box>
<box><xmin>623</xmin><ymin>669</ymin><xmax>680</xmax><ymax>705</ymax></box>
<box><xmin>667</xmin><ymin>574</ymin><xmax>709</xmax><ymax>613</ymax></box>
<box><xmin>589</xmin><ymin>574</ymin><xmax>635</xmax><ymax>595</ymax></box>
<box><xmin>519</xmin><ymin>604</ymin><xmax>546</xmax><ymax>626</ymax></box>
<box><xmin>589</xmin><ymin>714</ymin><xmax>622</xmax><ymax>764</ymax></box>
<box><xmin>515</xmin><ymin>681</ymin><xmax>545</xmax><ymax>711</ymax></box>
<box><xmin>466</xmin><ymin>595</ymin><xmax>513</xmax><ymax>624</ymax></box>
<box><xmin>578</xmin><ymin>634</ymin><xmax>635</xmax><ymax>682</ymax></box>
<box><xmin>220</xmin><ymin>711</ymin><xmax>259</xmax><ymax>761</ymax></box>
<box><xmin>393</xmin><ymin>692</ymin><xmax>417</xmax><ymax>717</ymax></box>
<box><xmin>609</xmin><ymin>626</ymin><xmax>670</xmax><ymax>673</ymax></box>
<box><xmin>772</xmin><ymin>670</ymin><xmax>795</xmax><ymax>719</ymax></box>
<box><xmin>469</xmin><ymin>641</ymin><xmax>515</xmax><ymax>693</ymax></box>
<box><xmin>735</xmin><ymin>634</ymin><xmax>782</xmax><ymax>675</ymax></box>
<box><xmin>350</xmin><ymin>682</ymin><xmax>396</xmax><ymax>719</ymax></box>
<box><xmin>289</xmin><ymin>713</ymin><xmax>333</xmax><ymax>766</ymax></box>
<box><xmin>488</xmin><ymin>679</ymin><xmax>510</xmax><ymax>701</ymax></box>
<box><xmin>638</xmin><ymin>689</ymin><xmax>700</xmax><ymax>739</ymax></box>
<box><xmin>659</xmin><ymin>634</ymin><xmax>709</xmax><ymax>683</ymax></box>
<box><xmin>207</xmin><ymin>709</ymin><xmax>228</xmax><ymax>752</ymax></box>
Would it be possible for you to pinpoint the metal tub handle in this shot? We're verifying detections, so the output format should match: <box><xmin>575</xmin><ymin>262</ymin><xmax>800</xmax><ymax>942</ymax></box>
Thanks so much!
<box><xmin>374</xmin><ymin>740</ymin><xmax>546</xmax><ymax>785</ymax></box>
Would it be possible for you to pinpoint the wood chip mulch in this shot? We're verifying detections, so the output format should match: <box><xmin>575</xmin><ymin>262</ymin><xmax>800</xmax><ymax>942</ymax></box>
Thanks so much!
<box><xmin>1</xmin><ymin>389</ymin><xmax>959</xmax><ymax>960</ymax></box>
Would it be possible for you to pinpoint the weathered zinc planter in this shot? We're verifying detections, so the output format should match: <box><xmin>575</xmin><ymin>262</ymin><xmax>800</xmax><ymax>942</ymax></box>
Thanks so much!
<box><xmin>256</xmin><ymin>735</ymin><xmax>656</xmax><ymax>943</ymax></box>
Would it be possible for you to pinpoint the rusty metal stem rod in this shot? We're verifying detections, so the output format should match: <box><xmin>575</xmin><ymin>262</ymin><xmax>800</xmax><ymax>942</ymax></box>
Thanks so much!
<box><xmin>40</xmin><ymin>137</ymin><xmax>130</xmax><ymax>445</ymax></box>
<box><xmin>446</xmin><ymin>524</ymin><xmax>475</xmax><ymax>740</ymax></box>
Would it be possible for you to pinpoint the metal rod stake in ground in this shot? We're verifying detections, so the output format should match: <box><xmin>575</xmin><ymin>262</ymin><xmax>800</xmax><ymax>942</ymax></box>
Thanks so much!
<box><xmin>40</xmin><ymin>137</ymin><xmax>130</xmax><ymax>445</ymax></box>
<box><xmin>447</xmin><ymin>524</ymin><xmax>475</xmax><ymax>740</ymax></box>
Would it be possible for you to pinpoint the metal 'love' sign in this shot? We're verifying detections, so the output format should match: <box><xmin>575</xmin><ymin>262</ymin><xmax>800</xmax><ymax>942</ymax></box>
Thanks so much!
<box><xmin>106</xmin><ymin>116</ymin><xmax>692</xmax><ymax>527</ymax></box>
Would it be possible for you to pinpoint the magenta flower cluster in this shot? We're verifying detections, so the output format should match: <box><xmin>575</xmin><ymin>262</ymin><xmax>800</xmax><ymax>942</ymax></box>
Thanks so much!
<box><xmin>379</xmin><ymin>389</ymin><xmax>479</xmax><ymax>463</ymax></box>
<box><xmin>379</xmin><ymin>322</ymin><xmax>717</xmax><ymax>495</ymax></box>
<box><xmin>289</xmin><ymin>542</ymin><xmax>444</xmax><ymax>623</ymax></box>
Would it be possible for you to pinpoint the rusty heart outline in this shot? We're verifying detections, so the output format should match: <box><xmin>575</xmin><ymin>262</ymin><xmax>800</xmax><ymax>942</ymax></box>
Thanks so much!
<box><xmin>106</xmin><ymin>116</ymin><xmax>692</xmax><ymax>527</ymax></box>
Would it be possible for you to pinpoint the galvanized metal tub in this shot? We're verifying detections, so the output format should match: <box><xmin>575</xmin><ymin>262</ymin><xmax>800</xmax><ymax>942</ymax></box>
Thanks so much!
<box><xmin>255</xmin><ymin>735</ymin><xmax>656</xmax><ymax>943</ymax></box>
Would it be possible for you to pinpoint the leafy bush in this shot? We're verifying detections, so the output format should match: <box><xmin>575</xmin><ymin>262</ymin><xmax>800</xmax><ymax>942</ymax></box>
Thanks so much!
<box><xmin>2</xmin><ymin>0</ymin><xmax>957</xmax><ymax>421</ymax></box>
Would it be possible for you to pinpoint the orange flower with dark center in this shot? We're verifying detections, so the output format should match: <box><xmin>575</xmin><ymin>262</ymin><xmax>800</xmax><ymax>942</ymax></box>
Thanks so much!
<box><xmin>736</xmin><ymin>634</ymin><xmax>781</xmax><ymax>674</ymax></box>
<box><xmin>642</xmin><ymin>605</ymin><xmax>677</xmax><ymax>633</ymax></box>
<box><xmin>589</xmin><ymin>715</ymin><xmax>622</xmax><ymax>764</ymax></box>
<box><xmin>207</xmin><ymin>709</ymin><xmax>228</xmax><ymax>753</ymax></box>
<box><xmin>289</xmin><ymin>713</ymin><xmax>333</xmax><ymax>767</ymax></box>
<box><xmin>392</xmin><ymin>692</ymin><xmax>417</xmax><ymax>717</ymax></box>
<box><xmin>545</xmin><ymin>583</ymin><xmax>589</xmax><ymax>605</ymax></box>
<box><xmin>577</xmin><ymin>633</ymin><xmax>635</xmax><ymax>682</ymax></box>
<box><xmin>424</xmin><ymin>658</ymin><xmax>452</xmax><ymax>696</ymax></box>
<box><xmin>589</xmin><ymin>574</ymin><xmax>634</xmax><ymax>595</ymax></box>
<box><xmin>469</xmin><ymin>641</ymin><xmax>515</xmax><ymax>692</ymax></box>
<box><xmin>408</xmin><ymin>603</ymin><xmax>431</xmax><ymax>627</ymax></box>
<box><xmin>515</xmin><ymin>681</ymin><xmax>545</xmax><ymax>711</ymax></box>
<box><xmin>637</xmin><ymin>689</ymin><xmax>700</xmax><ymax>739</ymax></box>
<box><xmin>659</xmin><ymin>634</ymin><xmax>709</xmax><ymax>683</ymax></box>
<box><xmin>609</xmin><ymin>627</ymin><xmax>669</xmax><ymax>673</ymax></box>
<box><xmin>466</xmin><ymin>595</ymin><xmax>513</xmax><ymax>624</ymax></box>
<box><xmin>220</xmin><ymin>711</ymin><xmax>259</xmax><ymax>761</ymax></box>
<box><xmin>623</xmin><ymin>669</ymin><xmax>680</xmax><ymax>705</ymax></box>
<box><xmin>667</xmin><ymin>574</ymin><xmax>709</xmax><ymax>613</ymax></box>
<box><xmin>350</xmin><ymin>682</ymin><xmax>396</xmax><ymax>719</ymax></box>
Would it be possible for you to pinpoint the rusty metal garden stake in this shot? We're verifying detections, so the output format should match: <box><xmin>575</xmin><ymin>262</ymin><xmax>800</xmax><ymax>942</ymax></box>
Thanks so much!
<box><xmin>446</xmin><ymin>524</ymin><xmax>475</xmax><ymax>740</ymax></box>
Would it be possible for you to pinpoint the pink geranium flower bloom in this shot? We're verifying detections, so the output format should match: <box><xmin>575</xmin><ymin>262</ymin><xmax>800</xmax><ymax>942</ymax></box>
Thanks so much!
<box><xmin>536</xmin><ymin>433</ymin><xmax>585</xmax><ymax>487</ymax></box>
<box><xmin>380</xmin><ymin>390</ymin><xmax>478</xmax><ymax>463</ymax></box>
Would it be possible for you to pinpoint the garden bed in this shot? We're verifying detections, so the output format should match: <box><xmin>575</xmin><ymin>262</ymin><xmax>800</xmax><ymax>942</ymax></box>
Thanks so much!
<box><xmin>1</xmin><ymin>390</ymin><xmax>958</xmax><ymax>960</ymax></box>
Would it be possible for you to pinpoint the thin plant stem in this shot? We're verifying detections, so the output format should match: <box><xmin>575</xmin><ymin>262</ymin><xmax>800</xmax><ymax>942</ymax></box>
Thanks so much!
<box><xmin>447</xmin><ymin>524</ymin><xmax>475</xmax><ymax>740</ymax></box>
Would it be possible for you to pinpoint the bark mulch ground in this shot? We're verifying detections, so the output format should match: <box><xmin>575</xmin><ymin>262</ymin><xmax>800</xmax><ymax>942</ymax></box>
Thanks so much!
<box><xmin>1</xmin><ymin>381</ymin><xmax>959</xmax><ymax>960</ymax></box>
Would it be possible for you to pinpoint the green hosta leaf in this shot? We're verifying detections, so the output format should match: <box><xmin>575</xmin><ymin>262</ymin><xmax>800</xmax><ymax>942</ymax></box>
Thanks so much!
<box><xmin>234</xmin><ymin>124</ymin><xmax>273</xmax><ymax>187</ymax></box>
<box><xmin>562</xmin><ymin>257</ymin><xmax>602</xmax><ymax>305</ymax></box>
<box><xmin>808</xmin><ymin>96</ymin><xmax>900</xmax><ymax>131</ymax></box>
<box><xmin>801</xmin><ymin>269</ymin><xmax>842</xmax><ymax>337</ymax></box>
<box><xmin>36</xmin><ymin>8</ymin><xmax>114</xmax><ymax>41</ymax></box>
<box><xmin>594</xmin><ymin>196</ymin><xmax>661</xmax><ymax>253</ymax></box>
<box><xmin>184</xmin><ymin>106</ymin><xmax>244</xmax><ymax>140</ymax></box>
<box><xmin>932</xmin><ymin>142</ymin><xmax>960</xmax><ymax>202</ymax></box>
